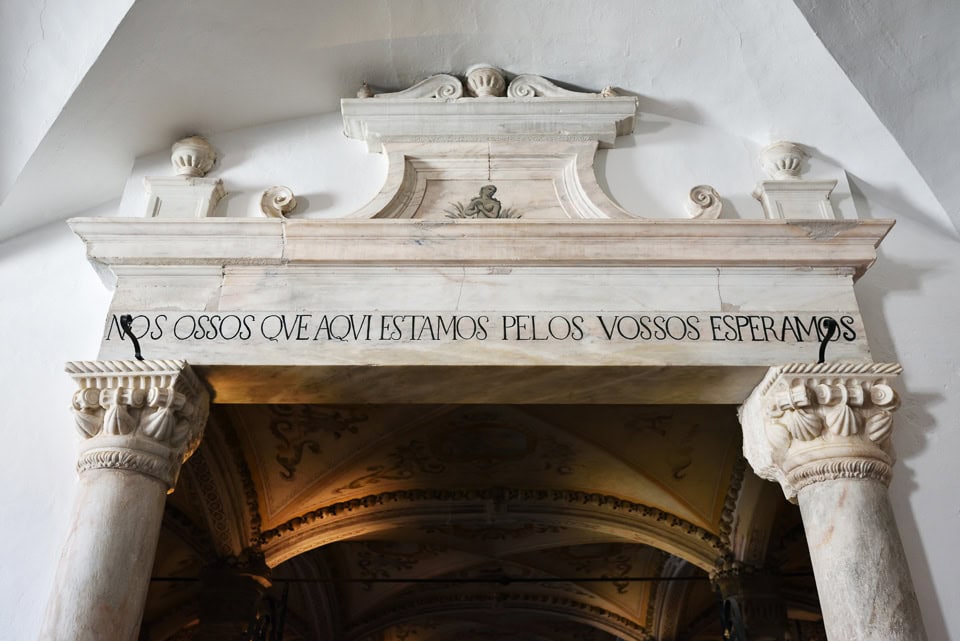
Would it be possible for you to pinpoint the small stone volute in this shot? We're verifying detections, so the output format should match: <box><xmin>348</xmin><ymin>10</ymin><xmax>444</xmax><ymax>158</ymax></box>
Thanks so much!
<box><xmin>171</xmin><ymin>136</ymin><xmax>217</xmax><ymax>177</ymax></box>
<box><xmin>685</xmin><ymin>185</ymin><xmax>722</xmax><ymax>219</ymax></box>
<box><xmin>261</xmin><ymin>186</ymin><xmax>298</xmax><ymax>218</ymax></box>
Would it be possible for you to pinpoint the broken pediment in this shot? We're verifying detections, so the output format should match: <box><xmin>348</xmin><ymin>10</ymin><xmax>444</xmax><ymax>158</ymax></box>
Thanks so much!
<box><xmin>340</xmin><ymin>67</ymin><xmax>639</xmax><ymax>220</ymax></box>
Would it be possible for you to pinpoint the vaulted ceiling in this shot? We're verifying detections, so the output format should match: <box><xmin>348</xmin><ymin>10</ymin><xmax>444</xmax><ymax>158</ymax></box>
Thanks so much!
<box><xmin>2</xmin><ymin>0</ymin><xmax>959</xmax><ymax>241</ymax></box>
<box><xmin>141</xmin><ymin>403</ymin><xmax>818</xmax><ymax>641</ymax></box>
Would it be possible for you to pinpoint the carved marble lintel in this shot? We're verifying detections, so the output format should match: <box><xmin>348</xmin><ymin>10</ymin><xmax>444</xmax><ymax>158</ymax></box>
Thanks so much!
<box><xmin>67</xmin><ymin>360</ymin><xmax>210</xmax><ymax>490</ymax></box>
<box><xmin>739</xmin><ymin>362</ymin><xmax>902</xmax><ymax>501</ymax></box>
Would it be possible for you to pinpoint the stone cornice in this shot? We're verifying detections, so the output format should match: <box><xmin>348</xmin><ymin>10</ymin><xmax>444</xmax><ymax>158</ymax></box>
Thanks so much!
<box><xmin>69</xmin><ymin>218</ymin><xmax>893</xmax><ymax>280</ymax></box>
<box><xmin>342</xmin><ymin>69</ymin><xmax>636</xmax><ymax>151</ymax></box>
<box><xmin>67</xmin><ymin>359</ymin><xmax>210</xmax><ymax>490</ymax></box>
<box><xmin>739</xmin><ymin>361</ymin><xmax>902</xmax><ymax>501</ymax></box>
<box><xmin>342</xmin><ymin>94</ymin><xmax>639</xmax><ymax>151</ymax></box>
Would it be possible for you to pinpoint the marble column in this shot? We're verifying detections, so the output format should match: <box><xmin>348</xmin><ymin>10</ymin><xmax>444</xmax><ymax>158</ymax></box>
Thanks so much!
<box><xmin>39</xmin><ymin>360</ymin><xmax>209</xmax><ymax>641</ymax></box>
<box><xmin>739</xmin><ymin>363</ymin><xmax>927</xmax><ymax>641</ymax></box>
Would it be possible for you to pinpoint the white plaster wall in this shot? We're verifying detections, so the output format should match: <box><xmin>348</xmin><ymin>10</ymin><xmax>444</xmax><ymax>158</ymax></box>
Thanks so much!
<box><xmin>2</xmin><ymin>116</ymin><xmax>958</xmax><ymax>641</ymax></box>
<box><xmin>119</xmin><ymin>112</ymin><xmax>387</xmax><ymax>221</ymax></box>
<box><xmin>853</xmin><ymin>186</ymin><xmax>960</xmax><ymax>641</ymax></box>
<box><xmin>0</xmin><ymin>0</ymin><xmax>133</xmax><ymax>199</ymax></box>
<box><xmin>0</xmin><ymin>201</ymin><xmax>115</xmax><ymax>639</ymax></box>
<box><xmin>119</xmin><ymin>113</ymin><xmax>857</xmax><ymax>222</ymax></box>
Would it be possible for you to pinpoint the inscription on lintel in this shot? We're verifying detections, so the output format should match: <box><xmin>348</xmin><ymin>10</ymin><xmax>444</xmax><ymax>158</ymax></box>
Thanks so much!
<box><xmin>103</xmin><ymin>311</ymin><xmax>862</xmax><ymax>354</ymax></box>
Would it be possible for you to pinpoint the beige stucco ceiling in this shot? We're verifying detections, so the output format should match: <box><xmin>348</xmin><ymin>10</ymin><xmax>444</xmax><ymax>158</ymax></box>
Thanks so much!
<box><xmin>146</xmin><ymin>401</ymin><xmax>813</xmax><ymax>641</ymax></box>
<box><xmin>2</xmin><ymin>0</ymin><xmax>957</xmax><ymax>240</ymax></box>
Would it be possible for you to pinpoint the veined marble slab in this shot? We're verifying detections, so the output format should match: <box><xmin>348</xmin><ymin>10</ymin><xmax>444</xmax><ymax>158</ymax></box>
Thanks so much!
<box><xmin>97</xmin><ymin>265</ymin><xmax>870</xmax><ymax>407</ymax></box>
<box><xmin>74</xmin><ymin>217</ymin><xmax>890</xmax><ymax>404</ymax></box>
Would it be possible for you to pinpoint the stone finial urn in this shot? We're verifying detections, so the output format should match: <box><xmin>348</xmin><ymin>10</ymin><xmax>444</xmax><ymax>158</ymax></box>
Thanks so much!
<box><xmin>759</xmin><ymin>141</ymin><xmax>806</xmax><ymax>180</ymax></box>
<box><xmin>171</xmin><ymin>136</ymin><xmax>217</xmax><ymax>177</ymax></box>
<box><xmin>465</xmin><ymin>64</ymin><xmax>506</xmax><ymax>98</ymax></box>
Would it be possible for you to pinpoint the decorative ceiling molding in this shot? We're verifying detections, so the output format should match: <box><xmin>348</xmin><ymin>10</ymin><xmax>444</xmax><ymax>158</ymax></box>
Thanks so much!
<box><xmin>344</xmin><ymin>591</ymin><xmax>652</xmax><ymax>641</ymax></box>
<box><xmin>179</xmin><ymin>411</ymin><xmax>263</xmax><ymax>555</ymax></box>
<box><xmin>256</xmin><ymin>488</ymin><xmax>724</xmax><ymax>570</ymax></box>
<box><xmin>647</xmin><ymin>556</ymin><xmax>701</xmax><ymax>641</ymax></box>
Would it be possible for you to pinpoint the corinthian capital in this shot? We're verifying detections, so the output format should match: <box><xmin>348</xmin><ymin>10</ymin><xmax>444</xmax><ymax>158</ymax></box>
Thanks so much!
<box><xmin>739</xmin><ymin>362</ymin><xmax>902</xmax><ymax>500</ymax></box>
<box><xmin>67</xmin><ymin>360</ymin><xmax>209</xmax><ymax>490</ymax></box>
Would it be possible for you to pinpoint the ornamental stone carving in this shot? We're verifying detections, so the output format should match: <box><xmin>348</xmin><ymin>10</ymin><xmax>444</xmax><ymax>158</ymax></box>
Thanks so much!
<box><xmin>354</xmin><ymin>67</ymin><xmax>617</xmax><ymax>101</ymax></box>
<box><xmin>758</xmin><ymin>141</ymin><xmax>806</xmax><ymax>180</ymax></box>
<box><xmin>372</xmin><ymin>73</ymin><xmax>464</xmax><ymax>100</ymax></box>
<box><xmin>684</xmin><ymin>185</ymin><xmax>722</xmax><ymax>219</ymax></box>
<box><xmin>739</xmin><ymin>362</ymin><xmax>902</xmax><ymax>500</ymax></box>
<box><xmin>171</xmin><ymin>136</ymin><xmax>217</xmax><ymax>177</ymax></box>
<box><xmin>465</xmin><ymin>64</ymin><xmax>506</xmax><ymax>97</ymax></box>
<box><xmin>260</xmin><ymin>185</ymin><xmax>297</xmax><ymax>218</ymax></box>
<box><xmin>67</xmin><ymin>360</ymin><xmax>209</xmax><ymax>489</ymax></box>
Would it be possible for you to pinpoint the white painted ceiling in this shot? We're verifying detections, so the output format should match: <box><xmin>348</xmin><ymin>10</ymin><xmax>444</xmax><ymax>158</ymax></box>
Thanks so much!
<box><xmin>2</xmin><ymin>0</ymin><xmax>958</xmax><ymax>240</ymax></box>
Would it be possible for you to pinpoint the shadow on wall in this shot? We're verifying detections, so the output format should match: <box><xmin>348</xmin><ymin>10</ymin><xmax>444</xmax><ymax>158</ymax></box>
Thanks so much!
<box><xmin>291</xmin><ymin>193</ymin><xmax>338</xmax><ymax>218</ymax></box>
<box><xmin>850</xmin><ymin>195</ymin><xmax>952</xmax><ymax>641</ymax></box>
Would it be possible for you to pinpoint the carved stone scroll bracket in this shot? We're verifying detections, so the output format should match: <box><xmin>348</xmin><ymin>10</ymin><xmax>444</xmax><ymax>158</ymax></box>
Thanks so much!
<box><xmin>67</xmin><ymin>359</ymin><xmax>210</xmax><ymax>491</ymax></box>
<box><xmin>738</xmin><ymin>362</ymin><xmax>902</xmax><ymax>501</ymax></box>
<box><xmin>685</xmin><ymin>185</ymin><xmax>722</xmax><ymax>219</ymax></box>
<box><xmin>370</xmin><ymin>73</ymin><xmax>465</xmax><ymax>100</ymax></box>
<box><xmin>260</xmin><ymin>185</ymin><xmax>297</xmax><ymax>218</ymax></box>
<box><xmin>506</xmin><ymin>73</ymin><xmax>607</xmax><ymax>98</ymax></box>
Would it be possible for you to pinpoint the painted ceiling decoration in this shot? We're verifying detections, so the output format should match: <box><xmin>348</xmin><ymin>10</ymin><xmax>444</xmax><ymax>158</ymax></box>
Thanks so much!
<box><xmin>145</xmin><ymin>403</ymin><xmax>820</xmax><ymax>640</ymax></box>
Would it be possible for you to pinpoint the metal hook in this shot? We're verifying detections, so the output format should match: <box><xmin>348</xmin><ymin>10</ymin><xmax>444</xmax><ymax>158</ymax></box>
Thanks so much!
<box><xmin>119</xmin><ymin>314</ymin><xmax>145</xmax><ymax>361</ymax></box>
<box><xmin>817</xmin><ymin>317</ymin><xmax>839</xmax><ymax>364</ymax></box>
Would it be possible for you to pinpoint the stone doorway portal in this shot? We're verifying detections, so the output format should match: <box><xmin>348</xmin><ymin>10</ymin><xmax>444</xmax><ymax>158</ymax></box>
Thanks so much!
<box><xmin>141</xmin><ymin>402</ymin><xmax>821</xmax><ymax>641</ymax></box>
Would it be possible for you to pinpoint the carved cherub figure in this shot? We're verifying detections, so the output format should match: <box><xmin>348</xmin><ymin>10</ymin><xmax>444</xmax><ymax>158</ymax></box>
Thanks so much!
<box><xmin>464</xmin><ymin>184</ymin><xmax>502</xmax><ymax>219</ymax></box>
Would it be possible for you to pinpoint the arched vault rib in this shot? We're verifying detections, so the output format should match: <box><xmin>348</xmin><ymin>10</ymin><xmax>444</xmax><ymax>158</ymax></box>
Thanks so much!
<box><xmin>258</xmin><ymin>488</ymin><xmax>725</xmax><ymax>571</ymax></box>
<box><xmin>345</xmin><ymin>591</ymin><xmax>652</xmax><ymax>641</ymax></box>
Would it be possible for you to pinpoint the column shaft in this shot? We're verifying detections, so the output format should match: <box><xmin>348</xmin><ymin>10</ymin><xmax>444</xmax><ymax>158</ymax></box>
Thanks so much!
<box><xmin>39</xmin><ymin>470</ymin><xmax>168</xmax><ymax>641</ymax></box>
<box><xmin>799</xmin><ymin>478</ymin><xmax>926</xmax><ymax>641</ymax></box>
<box><xmin>739</xmin><ymin>362</ymin><xmax>929</xmax><ymax>641</ymax></box>
<box><xmin>38</xmin><ymin>360</ymin><xmax>209</xmax><ymax>641</ymax></box>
